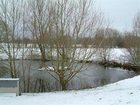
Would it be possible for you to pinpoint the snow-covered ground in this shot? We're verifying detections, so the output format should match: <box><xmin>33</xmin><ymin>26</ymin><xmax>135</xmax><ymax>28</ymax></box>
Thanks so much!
<box><xmin>0</xmin><ymin>75</ymin><xmax>140</xmax><ymax>105</ymax></box>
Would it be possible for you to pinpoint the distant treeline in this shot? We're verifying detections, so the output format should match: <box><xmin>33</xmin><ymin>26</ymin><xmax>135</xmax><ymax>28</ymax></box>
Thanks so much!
<box><xmin>6</xmin><ymin>28</ymin><xmax>140</xmax><ymax>48</ymax></box>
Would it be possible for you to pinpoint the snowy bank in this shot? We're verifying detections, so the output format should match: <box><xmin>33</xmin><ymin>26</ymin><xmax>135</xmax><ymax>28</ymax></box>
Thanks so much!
<box><xmin>0</xmin><ymin>48</ymin><xmax>129</xmax><ymax>63</ymax></box>
<box><xmin>0</xmin><ymin>75</ymin><xmax>140</xmax><ymax>105</ymax></box>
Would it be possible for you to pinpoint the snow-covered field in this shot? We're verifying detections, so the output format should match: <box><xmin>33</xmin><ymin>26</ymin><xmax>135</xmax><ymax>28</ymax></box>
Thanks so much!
<box><xmin>0</xmin><ymin>48</ymin><xmax>129</xmax><ymax>63</ymax></box>
<box><xmin>0</xmin><ymin>75</ymin><xmax>140</xmax><ymax>105</ymax></box>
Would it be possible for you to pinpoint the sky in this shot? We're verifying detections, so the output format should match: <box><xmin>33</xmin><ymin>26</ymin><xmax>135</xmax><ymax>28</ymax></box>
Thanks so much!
<box><xmin>95</xmin><ymin>0</ymin><xmax>140</xmax><ymax>32</ymax></box>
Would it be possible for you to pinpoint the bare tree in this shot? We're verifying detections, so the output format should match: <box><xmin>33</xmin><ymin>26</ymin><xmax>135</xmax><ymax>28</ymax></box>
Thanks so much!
<box><xmin>28</xmin><ymin>0</ymin><xmax>51</xmax><ymax>67</ymax></box>
<box><xmin>0</xmin><ymin>0</ymin><xmax>22</xmax><ymax>78</ymax></box>
<box><xmin>37</xmin><ymin>0</ymin><xmax>102</xmax><ymax>90</ymax></box>
<box><xmin>124</xmin><ymin>33</ymin><xmax>140</xmax><ymax>66</ymax></box>
<box><xmin>94</xmin><ymin>28</ymin><xmax>110</xmax><ymax>63</ymax></box>
<box><xmin>123</xmin><ymin>13</ymin><xmax>140</xmax><ymax>68</ymax></box>
<box><xmin>19</xmin><ymin>1</ymin><xmax>33</xmax><ymax>93</ymax></box>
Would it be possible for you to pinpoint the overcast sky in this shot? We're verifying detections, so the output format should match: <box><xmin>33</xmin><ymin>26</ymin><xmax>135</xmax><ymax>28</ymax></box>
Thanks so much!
<box><xmin>96</xmin><ymin>0</ymin><xmax>140</xmax><ymax>32</ymax></box>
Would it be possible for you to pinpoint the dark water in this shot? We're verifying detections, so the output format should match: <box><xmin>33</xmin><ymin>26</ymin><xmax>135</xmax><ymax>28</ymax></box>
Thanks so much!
<box><xmin>2</xmin><ymin>60</ymin><xmax>136</xmax><ymax>92</ymax></box>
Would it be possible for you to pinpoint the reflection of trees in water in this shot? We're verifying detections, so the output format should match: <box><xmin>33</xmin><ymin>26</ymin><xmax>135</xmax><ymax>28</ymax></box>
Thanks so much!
<box><xmin>34</xmin><ymin>79</ymin><xmax>48</xmax><ymax>92</ymax></box>
<box><xmin>1</xmin><ymin>60</ymin><xmax>135</xmax><ymax>93</ymax></box>
<box><xmin>19</xmin><ymin>68</ymin><xmax>112</xmax><ymax>92</ymax></box>
<box><xmin>19</xmin><ymin>75</ymin><xmax>110</xmax><ymax>92</ymax></box>
<box><xmin>0</xmin><ymin>61</ymin><xmax>9</xmax><ymax>77</ymax></box>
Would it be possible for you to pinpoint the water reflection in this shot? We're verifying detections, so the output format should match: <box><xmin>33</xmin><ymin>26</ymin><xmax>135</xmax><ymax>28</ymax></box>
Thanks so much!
<box><xmin>2</xmin><ymin>60</ymin><xmax>136</xmax><ymax>92</ymax></box>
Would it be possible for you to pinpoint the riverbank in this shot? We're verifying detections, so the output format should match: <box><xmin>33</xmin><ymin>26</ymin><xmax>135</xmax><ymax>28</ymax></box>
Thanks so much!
<box><xmin>98</xmin><ymin>61</ymin><xmax>140</xmax><ymax>74</ymax></box>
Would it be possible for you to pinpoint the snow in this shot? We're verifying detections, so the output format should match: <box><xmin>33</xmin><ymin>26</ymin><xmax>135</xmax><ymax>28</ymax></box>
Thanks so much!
<box><xmin>109</xmin><ymin>48</ymin><xmax>129</xmax><ymax>63</ymax></box>
<box><xmin>38</xmin><ymin>67</ymin><xmax>54</xmax><ymax>71</ymax></box>
<box><xmin>0</xmin><ymin>48</ymin><xmax>129</xmax><ymax>63</ymax></box>
<box><xmin>0</xmin><ymin>75</ymin><xmax>140</xmax><ymax>105</ymax></box>
<box><xmin>0</xmin><ymin>78</ymin><xmax>19</xmax><ymax>80</ymax></box>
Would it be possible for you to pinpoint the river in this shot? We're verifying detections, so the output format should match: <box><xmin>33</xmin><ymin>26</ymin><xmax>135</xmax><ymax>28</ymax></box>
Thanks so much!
<box><xmin>2</xmin><ymin>60</ymin><xmax>136</xmax><ymax>92</ymax></box>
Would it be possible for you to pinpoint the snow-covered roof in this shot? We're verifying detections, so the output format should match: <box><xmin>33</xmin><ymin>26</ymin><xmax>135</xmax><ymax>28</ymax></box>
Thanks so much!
<box><xmin>0</xmin><ymin>78</ymin><xmax>19</xmax><ymax>81</ymax></box>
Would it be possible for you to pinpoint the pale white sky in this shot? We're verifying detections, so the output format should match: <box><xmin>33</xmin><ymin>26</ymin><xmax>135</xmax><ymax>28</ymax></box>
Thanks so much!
<box><xmin>96</xmin><ymin>0</ymin><xmax>140</xmax><ymax>32</ymax></box>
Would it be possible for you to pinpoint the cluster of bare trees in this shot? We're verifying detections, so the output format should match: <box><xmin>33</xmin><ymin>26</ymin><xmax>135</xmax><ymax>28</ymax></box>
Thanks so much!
<box><xmin>0</xmin><ymin>0</ymin><xmax>102</xmax><ymax>91</ymax></box>
<box><xmin>124</xmin><ymin>13</ymin><xmax>140</xmax><ymax>66</ymax></box>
